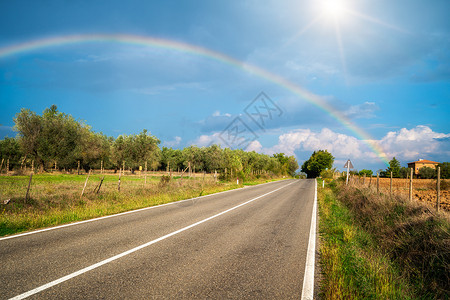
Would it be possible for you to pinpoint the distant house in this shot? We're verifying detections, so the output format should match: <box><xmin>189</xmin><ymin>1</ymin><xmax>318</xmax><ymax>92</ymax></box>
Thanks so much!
<box><xmin>407</xmin><ymin>159</ymin><xmax>439</xmax><ymax>175</ymax></box>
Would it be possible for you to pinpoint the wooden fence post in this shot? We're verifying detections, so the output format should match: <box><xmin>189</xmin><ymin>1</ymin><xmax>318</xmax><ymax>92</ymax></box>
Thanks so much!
<box><xmin>77</xmin><ymin>160</ymin><xmax>80</xmax><ymax>175</ymax></box>
<box><xmin>118</xmin><ymin>169</ymin><xmax>122</xmax><ymax>192</ymax></box>
<box><xmin>101</xmin><ymin>160</ymin><xmax>103</xmax><ymax>174</ymax></box>
<box><xmin>376</xmin><ymin>172</ymin><xmax>379</xmax><ymax>193</ymax></box>
<box><xmin>6</xmin><ymin>159</ymin><xmax>9</xmax><ymax>174</ymax></box>
<box><xmin>0</xmin><ymin>158</ymin><xmax>4</xmax><ymax>173</ymax></box>
<box><xmin>94</xmin><ymin>176</ymin><xmax>105</xmax><ymax>194</ymax></box>
<box><xmin>436</xmin><ymin>167</ymin><xmax>440</xmax><ymax>212</ymax></box>
<box><xmin>25</xmin><ymin>173</ymin><xmax>33</xmax><ymax>203</ymax></box>
<box><xmin>390</xmin><ymin>171</ymin><xmax>393</xmax><ymax>199</ymax></box>
<box><xmin>144</xmin><ymin>161</ymin><xmax>148</xmax><ymax>184</ymax></box>
<box><xmin>81</xmin><ymin>170</ymin><xmax>91</xmax><ymax>198</ymax></box>
<box><xmin>409</xmin><ymin>168</ymin><xmax>413</xmax><ymax>202</ymax></box>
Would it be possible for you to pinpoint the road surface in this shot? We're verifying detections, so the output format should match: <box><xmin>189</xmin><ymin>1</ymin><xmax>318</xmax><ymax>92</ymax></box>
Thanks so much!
<box><xmin>1</xmin><ymin>179</ymin><xmax>316</xmax><ymax>299</ymax></box>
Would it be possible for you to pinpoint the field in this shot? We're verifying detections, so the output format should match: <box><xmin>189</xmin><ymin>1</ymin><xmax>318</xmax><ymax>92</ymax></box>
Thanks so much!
<box><xmin>0</xmin><ymin>171</ymin><xmax>281</xmax><ymax>236</ymax></box>
<box><xmin>350</xmin><ymin>177</ymin><xmax>450</xmax><ymax>211</ymax></box>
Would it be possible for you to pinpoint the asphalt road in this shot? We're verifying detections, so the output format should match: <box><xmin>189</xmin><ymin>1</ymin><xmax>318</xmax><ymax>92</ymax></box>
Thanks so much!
<box><xmin>1</xmin><ymin>179</ymin><xmax>316</xmax><ymax>299</ymax></box>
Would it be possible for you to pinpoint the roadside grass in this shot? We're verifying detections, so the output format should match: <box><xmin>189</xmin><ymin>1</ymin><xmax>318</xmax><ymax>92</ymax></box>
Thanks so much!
<box><xmin>318</xmin><ymin>182</ymin><xmax>413</xmax><ymax>299</ymax></box>
<box><xmin>0</xmin><ymin>174</ymin><xmax>286</xmax><ymax>236</ymax></box>
<box><xmin>318</xmin><ymin>179</ymin><xmax>450</xmax><ymax>299</ymax></box>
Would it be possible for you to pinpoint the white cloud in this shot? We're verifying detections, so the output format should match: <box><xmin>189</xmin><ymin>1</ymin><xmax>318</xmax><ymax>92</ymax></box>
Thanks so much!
<box><xmin>163</xmin><ymin>136</ymin><xmax>182</xmax><ymax>147</ymax></box>
<box><xmin>190</xmin><ymin>133</ymin><xmax>223</xmax><ymax>147</ymax></box>
<box><xmin>344</xmin><ymin>102</ymin><xmax>379</xmax><ymax>119</ymax></box>
<box><xmin>267</xmin><ymin>128</ymin><xmax>369</xmax><ymax>158</ymax></box>
<box><xmin>245</xmin><ymin>140</ymin><xmax>263</xmax><ymax>152</ymax></box>
<box><xmin>379</xmin><ymin>125</ymin><xmax>450</xmax><ymax>160</ymax></box>
<box><xmin>212</xmin><ymin>111</ymin><xmax>232</xmax><ymax>117</ymax></box>
<box><xmin>188</xmin><ymin>125</ymin><xmax>449</xmax><ymax>168</ymax></box>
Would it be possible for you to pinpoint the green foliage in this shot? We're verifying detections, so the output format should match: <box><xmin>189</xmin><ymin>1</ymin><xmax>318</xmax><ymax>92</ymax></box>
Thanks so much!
<box><xmin>399</xmin><ymin>167</ymin><xmax>409</xmax><ymax>178</ymax></box>
<box><xmin>358</xmin><ymin>169</ymin><xmax>373</xmax><ymax>177</ymax></box>
<box><xmin>437</xmin><ymin>162</ymin><xmax>449</xmax><ymax>179</ymax></box>
<box><xmin>301</xmin><ymin>150</ymin><xmax>334</xmax><ymax>178</ymax></box>
<box><xmin>387</xmin><ymin>157</ymin><xmax>401</xmax><ymax>178</ymax></box>
<box><xmin>6</xmin><ymin>106</ymin><xmax>300</xmax><ymax>178</ymax></box>
<box><xmin>0</xmin><ymin>137</ymin><xmax>22</xmax><ymax>170</ymax></box>
<box><xmin>320</xmin><ymin>168</ymin><xmax>336</xmax><ymax>179</ymax></box>
<box><xmin>112</xmin><ymin>129</ymin><xmax>160</xmax><ymax>171</ymax></box>
<box><xmin>418</xmin><ymin>166</ymin><xmax>436</xmax><ymax>179</ymax></box>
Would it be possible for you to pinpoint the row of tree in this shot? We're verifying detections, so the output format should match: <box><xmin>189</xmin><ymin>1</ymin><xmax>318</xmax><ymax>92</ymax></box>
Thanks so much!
<box><xmin>356</xmin><ymin>157</ymin><xmax>449</xmax><ymax>179</ymax></box>
<box><xmin>0</xmin><ymin>105</ymin><xmax>299</xmax><ymax>178</ymax></box>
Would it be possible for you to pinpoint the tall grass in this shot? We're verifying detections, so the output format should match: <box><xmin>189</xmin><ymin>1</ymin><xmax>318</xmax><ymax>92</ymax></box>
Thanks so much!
<box><xmin>318</xmin><ymin>184</ymin><xmax>413</xmax><ymax>299</ymax></box>
<box><xmin>0</xmin><ymin>174</ymin><xmax>282</xmax><ymax>236</ymax></box>
<box><xmin>319</xmin><ymin>180</ymin><xmax>450</xmax><ymax>299</ymax></box>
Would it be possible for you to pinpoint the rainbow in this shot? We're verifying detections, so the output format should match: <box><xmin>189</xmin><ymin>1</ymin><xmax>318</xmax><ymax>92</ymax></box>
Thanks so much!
<box><xmin>0</xmin><ymin>34</ymin><xmax>389</xmax><ymax>165</ymax></box>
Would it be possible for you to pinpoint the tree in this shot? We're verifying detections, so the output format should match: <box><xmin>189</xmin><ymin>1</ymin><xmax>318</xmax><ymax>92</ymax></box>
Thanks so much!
<box><xmin>112</xmin><ymin>130</ymin><xmax>160</xmax><ymax>172</ymax></box>
<box><xmin>14</xmin><ymin>105</ymin><xmax>86</xmax><ymax>170</ymax></box>
<box><xmin>437</xmin><ymin>162</ymin><xmax>450</xmax><ymax>179</ymax></box>
<box><xmin>387</xmin><ymin>157</ymin><xmax>401</xmax><ymax>178</ymax></box>
<box><xmin>301</xmin><ymin>150</ymin><xmax>334</xmax><ymax>178</ymax></box>
<box><xmin>359</xmin><ymin>169</ymin><xmax>373</xmax><ymax>177</ymax></box>
<box><xmin>399</xmin><ymin>167</ymin><xmax>409</xmax><ymax>178</ymax></box>
<box><xmin>419</xmin><ymin>166</ymin><xmax>436</xmax><ymax>179</ymax></box>
<box><xmin>0</xmin><ymin>137</ymin><xmax>23</xmax><ymax>170</ymax></box>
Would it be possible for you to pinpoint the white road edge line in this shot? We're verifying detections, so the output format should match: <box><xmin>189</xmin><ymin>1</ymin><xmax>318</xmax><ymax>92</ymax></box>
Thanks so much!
<box><xmin>301</xmin><ymin>178</ymin><xmax>317</xmax><ymax>300</ymax></box>
<box><xmin>8</xmin><ymin>181</ymin><xmax>296</xmax><ymax>300</ymax></box>
<box><xmin>0</xmin><ymin>179</ymin><xmax>288</xmax><ymax>241</ymax></box>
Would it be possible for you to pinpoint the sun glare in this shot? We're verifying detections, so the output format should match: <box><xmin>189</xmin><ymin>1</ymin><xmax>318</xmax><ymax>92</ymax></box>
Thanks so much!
<box><xmin>322</xmin><ymin>0</ymin><xmax>347</xmax><ymax>19</ymax></box>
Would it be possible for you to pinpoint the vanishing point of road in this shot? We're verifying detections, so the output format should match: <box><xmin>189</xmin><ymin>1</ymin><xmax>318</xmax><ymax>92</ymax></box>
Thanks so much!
<box><xmin>1</xmin><ymin>179</ymin><xmax>317</xmax><ymax>299</ymax></box>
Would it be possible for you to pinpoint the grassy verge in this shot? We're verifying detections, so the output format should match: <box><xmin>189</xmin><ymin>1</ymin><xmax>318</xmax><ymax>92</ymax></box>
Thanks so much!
<box><xmin>0</xmin><ymin>174</ymin><xmax>286</xmax><ymax>236</ymax></box>
<box><xmin>318</xmin><ymin>179</ymin><xmax>449</xmax><ymax>299</ymax></box>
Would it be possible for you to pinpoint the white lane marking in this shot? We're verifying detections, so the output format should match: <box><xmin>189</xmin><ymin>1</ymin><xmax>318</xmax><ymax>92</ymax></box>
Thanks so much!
<box><xmin>301</xmin><ymin>179</ymin><xmax>317</xmax><ymax>300</ymax></box>
<box><xmin>9</xmin><ymin>181</ymin><xmax>296</xmax><ymax>300</ymax></box>
<box><xmin>0</xmin><ymin>179</ymin><xmax>289</xmax><ymax>241</ymax></box>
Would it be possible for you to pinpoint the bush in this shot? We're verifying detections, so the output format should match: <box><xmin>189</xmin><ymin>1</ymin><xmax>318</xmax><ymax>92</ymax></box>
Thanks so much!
<box><xmin>419</xmin><ymin>166</ymin><xmax>436</xmax><ymax>179</ymax></box>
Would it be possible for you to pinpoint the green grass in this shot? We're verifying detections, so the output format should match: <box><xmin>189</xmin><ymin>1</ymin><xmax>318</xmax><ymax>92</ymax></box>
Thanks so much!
<box><xmin>319</xmin><ymin>180</ymin><xmax>450</xmax><ymax>299</ymax></box>
<box><xmin>0</xmin><ymin>173</ymin><xmax>287</xmax><ymax>236</ymax></box>
<box><xmin>318</xmin><ymin>185</ymin><xmax>414</xmax><ymax>299</ymax></box>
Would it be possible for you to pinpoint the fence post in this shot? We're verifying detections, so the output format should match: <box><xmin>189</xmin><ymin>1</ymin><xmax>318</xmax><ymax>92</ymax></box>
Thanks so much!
<box><xmin>409</xmin><ymin>168</ymin><xmax>413</xmax><ymax>202</ymax></box>
<box><xmin>390</xmin><ymin>171</ymin><xmax>393</xmax><ymax>199</ymax></box>
<box><xmin>436</xmin><ymin>167</ymin><xmax>440</xmax><ymax>212</ymax></box>
<box><xmin>6</xmin><ymin>158</ymin><xmax>9</xmax><ymax>174</ymax></box>
<box><xmin>377</xmin><ymin>172</ymin><xmax>379</xmax><ymax>193</ymax></box>
<box><xmin>144</xmin><ymin>161</ymin><xmax>148</xmax><ymax>184</ymax></box>
<box><xmin>25</xmin><ymin>173</ymin><xmax>33</xmax><ymax>203</ymax></box>
<box><xmin>0</xmin><ymin>158</ymin><xmax>4</xmax><ymax>173</ymax></box>
<box><xmin>118</xmin><ymin>169</ymin><xmax>122</xmax><ymax>192</ymax></box>
<box><xmin>77</xmin><ymin>160</ymin><xmax>80</xmax><ymax>175</ymax></box>
<box><xmin>81</xmin><ymin>170</ymin><xmax>91</xmax><ymax>198</ymax></box>
<box><xmin>101</xmin><ymin>160</ymin><xmax>103</xmax><ymax>174</ymax></box>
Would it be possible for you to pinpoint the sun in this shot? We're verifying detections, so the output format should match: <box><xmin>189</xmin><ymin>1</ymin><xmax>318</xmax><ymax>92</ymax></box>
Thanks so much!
<box><xmin>321</xmin><ymin>0</ymin><xmax>347</xmax><ymax>19</ymax></box>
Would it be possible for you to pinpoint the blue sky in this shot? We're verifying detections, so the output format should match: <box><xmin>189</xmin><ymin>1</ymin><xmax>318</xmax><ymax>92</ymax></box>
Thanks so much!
<box><xmin>0</xmin><ymin>0</ymin><xmax>449</xmax><ymax>172</ymax></box>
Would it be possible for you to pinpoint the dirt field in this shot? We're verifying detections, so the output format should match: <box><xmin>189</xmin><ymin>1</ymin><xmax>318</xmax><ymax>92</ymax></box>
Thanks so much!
<box><xmin>352</xmin><ymin>177</ymin><xmax>449</xmax><ymax>211</ymax></box>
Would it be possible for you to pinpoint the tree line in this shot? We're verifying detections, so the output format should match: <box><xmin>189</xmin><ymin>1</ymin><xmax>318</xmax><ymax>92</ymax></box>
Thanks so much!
<box><xmin>355</xmin><ymin>157</ymin><xmax>449</xmax><ymax>179</ymax></box>
<box><xmin>0</xmin><ymin>105</ymin><xmax>299</xmax><ymax>178</ymax></box>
